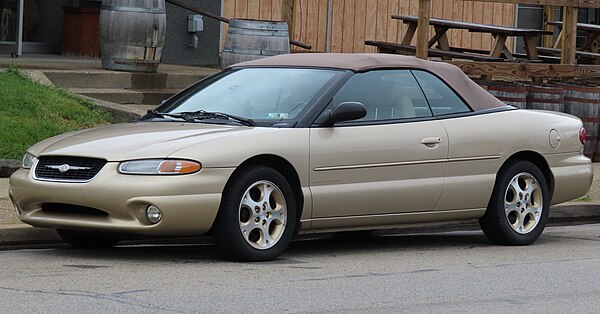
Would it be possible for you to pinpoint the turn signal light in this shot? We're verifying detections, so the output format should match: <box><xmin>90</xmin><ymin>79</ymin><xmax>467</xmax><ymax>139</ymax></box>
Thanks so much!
<box><xmin>580</xmin><ymin>127</ymin><xmax>586</xmax><ymax>145</ymax></box>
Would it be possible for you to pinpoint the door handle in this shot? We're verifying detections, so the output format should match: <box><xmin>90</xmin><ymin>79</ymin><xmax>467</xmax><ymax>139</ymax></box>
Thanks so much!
<box><xmin>421</xmin><ymin>137</ymin><xmax>442</xmax><ymax>145</ymax></box>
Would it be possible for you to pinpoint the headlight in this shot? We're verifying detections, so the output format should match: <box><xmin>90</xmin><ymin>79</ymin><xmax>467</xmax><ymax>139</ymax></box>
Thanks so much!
<box><xmin>118</xmin><ymin>159</ymin><xmax>201</xmax><ymax>175</ymax></box>
<box><xmin>22</xmin><ymin>153</ymin><xmax>37</xmax><ymax>169</ymax></box>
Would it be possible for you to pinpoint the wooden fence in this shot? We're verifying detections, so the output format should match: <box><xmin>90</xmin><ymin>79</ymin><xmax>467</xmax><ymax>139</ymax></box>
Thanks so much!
<box><xmin>222</xmin><ymin>0</ymin><xmax>516</xmax><ymax>52</ymax></box>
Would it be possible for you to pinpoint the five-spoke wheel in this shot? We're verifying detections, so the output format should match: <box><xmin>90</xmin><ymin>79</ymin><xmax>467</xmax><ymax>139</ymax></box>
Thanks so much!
<box><xmin>213</xmin><ymin>166</ymin><xmax>296</xmax><ymax>261</ymax></box>
<box><xmin>480</xmin><ymin>160</ymin><xmax>549</xmax><ymax>245</ymax></box>
<box><xmin>238</xmin><ymin>180</ymin><xmax>287</xmax><ymax>250</ymax></box>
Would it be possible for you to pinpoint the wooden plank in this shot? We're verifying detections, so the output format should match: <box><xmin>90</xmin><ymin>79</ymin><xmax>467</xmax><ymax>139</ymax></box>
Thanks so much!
<box><xmin>388</xmin><ymin>0</ymin><xmax>400</xmax><ymax>43</ymax></box>
<box><xmin>342</xmin><ymin>0</ymin><xmax>356</xmax><ymax>51</ymax></box>
<box><xmin>446</xmin><ymin>61</ymin><xmax>600</xmax><ymax>78</ymax></box>
<box><xmin>247</xmin><ymin>0</ymin><xmax>261</xmax><ymax>18</ymax></box>
<box><xmin>235</xmin><ymin>0</ymin><xmax>248</xmax><ymax>18</ymax></box>
<box><xmin>365</xmin><ymin>0</ymin><xmax>378</xmax><ymax>51</ymax></box>
<box><xmin>462</xmin><ymin>0</ymin><xmax>473</xmax><ymax>49</ymax></box>
<box><xmin>481</xmin><ymin>2</ymin><xmax>494</xmax><ymax>51</ymax></box>
<box><xmin>353</xmin><ymin>0</ymin><xmax>367</xmax><ymax>52</ymax></box>
<box><xmin>376</xmin><ymin>0</ymin><xmax>389</xmax><ymax>41</ymax></box>
<box><xmin>305</xmin><ymin>0</ymin><xmax>319</xmax><ymax>51</ymax></box>
<box><xmin>562</xmin><ymin>6</ymin><xmax>578</xmax><ymax>64</ymax></box>
<box><xmin>472</xmin><ymin>1</ymin><xmax>484</xmax><ymax>50</ymax></box>
<box><xmin>316</xmin><ymin>0</ymin><xmax>328</xmax><ymax>52</ymax></box>
<box><xmin>271</xmin><ymin>0</ymin><xmax>282</xmax><ymax>20</ymax></box>
<box><xmin>331</xmin><ymin>0</ymin><xmax>345</xmax><ymax>52</ymax></box>
<box><xmin>416</xmin><ymin>0</ymin><xmax>431</xmax><ymax>59</ymax></box>
<box><xmin>451</xmin><ymin>0</ymin><xmax>463</xmax><ymax>47</ymax></box>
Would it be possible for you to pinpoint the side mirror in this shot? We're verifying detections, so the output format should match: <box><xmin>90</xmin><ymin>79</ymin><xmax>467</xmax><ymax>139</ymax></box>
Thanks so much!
<box><xmin>324</xmin><ymin>102</ymin><xmax>367</xmax><ymax>126</ymax></box>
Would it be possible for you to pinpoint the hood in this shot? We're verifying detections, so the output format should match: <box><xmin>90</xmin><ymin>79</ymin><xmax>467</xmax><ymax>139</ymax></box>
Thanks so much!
<box><xmin>28</xmin><ymin>122</ymin><xmax>256</xmax><ymax>161</ymax></box>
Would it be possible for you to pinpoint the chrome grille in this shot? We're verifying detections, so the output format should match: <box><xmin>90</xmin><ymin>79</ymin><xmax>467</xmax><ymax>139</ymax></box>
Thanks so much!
<box><xmin>34</xmin><ymin>156</ymin><xmax>107</xmax><ymax>182</ymax></box>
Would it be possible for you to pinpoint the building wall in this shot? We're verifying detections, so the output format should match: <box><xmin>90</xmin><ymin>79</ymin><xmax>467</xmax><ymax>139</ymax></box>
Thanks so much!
<box><xmin>162</xmin><ymin>0</ymin><xmax>222</xmax><ymax>66</ymax></box>
<box><xmin>223</xmin><ymin>0</ymin><xmax>516</xmax><ymax>53</ymax></box>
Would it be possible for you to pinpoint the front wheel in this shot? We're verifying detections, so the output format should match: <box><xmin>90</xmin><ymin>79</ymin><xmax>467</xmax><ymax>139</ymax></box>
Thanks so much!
<box><xmin>479</xmin><ymin>160</ymin><xmax>550</xmax><ymax>245</ymax></box>
<box><xmin>212</xmin><ymin>166</ymin><xmax>297</xmax><ymax>261</ymax></box>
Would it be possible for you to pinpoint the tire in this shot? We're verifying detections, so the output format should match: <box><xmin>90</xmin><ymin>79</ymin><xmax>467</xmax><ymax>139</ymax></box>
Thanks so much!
<box><xmin>479</xmin><ymin>160</ymin><xmax>550</xmax><ymax>245</ymax></box>
<box><xmin>213</xmin><ymin>166</ymin><xmax>297</xmax><ymax>261</ymax></box>
<box><xmin>56</xmin><ymin>229</ymin><xmax>120</xmax><ymax>249</ymax></box>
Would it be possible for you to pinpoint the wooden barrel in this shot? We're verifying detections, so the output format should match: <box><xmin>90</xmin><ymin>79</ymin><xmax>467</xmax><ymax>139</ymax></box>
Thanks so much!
<box><xmin>99</xmin><ymin>0</ymin><xmax>166</xmax><ymax>73</ymax></box>
<box><xmin>561</xmin><ymin>83</ymin><xmax>600</xmax><ymax>159</ymax></box>
<box><xmin>221</xmin><ymin>19</ymin><xmax>290</xmax><ymax>69</ymax></box>
<box><xmin>485</xmin><ymin>81</ymin><xmax>528</xmax><ymax>109</ymax></box>
<box><xmin>526</xmin><ymin>83</ymin><xmax>564</xmax><ymax>112</ymax></box>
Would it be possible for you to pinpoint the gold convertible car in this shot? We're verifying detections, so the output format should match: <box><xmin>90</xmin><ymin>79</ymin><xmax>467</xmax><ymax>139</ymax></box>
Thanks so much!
<box><xmin>9</xmin><ymin>54</ymin><xmax>593</xmax><ymax>261</ymax></box>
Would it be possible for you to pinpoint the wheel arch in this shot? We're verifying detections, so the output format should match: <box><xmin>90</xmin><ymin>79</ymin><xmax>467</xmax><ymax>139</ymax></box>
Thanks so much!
<box><xmin>501</xmin><ymin>151</ymin><xmax>555</xmax><ymax>199</ymax></box>
<box><xmin>226</xmin><ymin>154</ymin><xmax>304</xmax><ymax>234</ymax></box>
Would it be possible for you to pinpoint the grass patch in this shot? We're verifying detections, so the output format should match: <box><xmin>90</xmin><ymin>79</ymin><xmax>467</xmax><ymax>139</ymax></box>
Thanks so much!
<box><xmin>0</xmin><ymin>68</ymin><xmax>115</xmax><ymax>159</ymax></box>
<box><xmin>573</xmin><ymin>195</ymin><xmax>593</xmax><ymax>202</ymax></box>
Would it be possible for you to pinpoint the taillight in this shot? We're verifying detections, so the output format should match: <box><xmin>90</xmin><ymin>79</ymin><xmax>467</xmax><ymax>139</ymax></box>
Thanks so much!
<box><xmin>579</xmin><ymin>127</ymin><xmax>586</xmax><ymax>145</ymax></box>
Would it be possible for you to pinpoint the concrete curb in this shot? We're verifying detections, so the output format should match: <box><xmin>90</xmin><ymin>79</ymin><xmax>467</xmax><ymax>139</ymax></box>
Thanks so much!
<box><xmin>1</xmin><ymin>203</ymin><xmax>598</xmax><ymax>247</ymax></box>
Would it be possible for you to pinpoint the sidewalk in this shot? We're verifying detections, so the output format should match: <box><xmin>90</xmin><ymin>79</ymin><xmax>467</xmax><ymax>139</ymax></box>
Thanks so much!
<box><xmin>1</xmin><ymin>164</ymin><xmax>600</xmax><ymax>246</ymax></box>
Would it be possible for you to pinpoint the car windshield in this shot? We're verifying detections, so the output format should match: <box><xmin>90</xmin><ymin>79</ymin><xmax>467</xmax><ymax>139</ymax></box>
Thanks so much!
<box><xmin>161</xmin><ymin>68</ymin><xmax>340</xmax><ymax>124</ymax></box>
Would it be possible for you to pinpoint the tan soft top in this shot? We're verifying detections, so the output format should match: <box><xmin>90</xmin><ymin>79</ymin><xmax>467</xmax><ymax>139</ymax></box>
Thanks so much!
<box><xmin>234</xmin><ymin>53</ymin><xmax>506</xmax><ymax>112</ymax></box>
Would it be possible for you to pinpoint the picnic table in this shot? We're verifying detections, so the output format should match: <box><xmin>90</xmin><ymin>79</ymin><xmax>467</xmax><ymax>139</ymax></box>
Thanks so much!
<box><xmin>390</xmin><ymin>15</ymin><xmax>551</xmax><ymax>62</ymax></box>
<box><xmin>547</xmin><ymin>21</ymin><xmax>600</xmax><ymax>51</ymax></box>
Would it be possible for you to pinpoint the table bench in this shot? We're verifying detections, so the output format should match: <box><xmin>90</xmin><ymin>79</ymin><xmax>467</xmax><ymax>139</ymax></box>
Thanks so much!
<box><xmin>537</xmin><ymin>46</ymin><xmax>600</xmax><ymax>63</ymax></box>
<box><xmin>365</xmin><ymin>40</ymin><xmax>505</xmax><ymax>62</ymax></box>
<box><xmin>547</xmin><ymin>21</ymin><xmax>600</xmax><ymax>52</ymax></box>
<box><xmin>391</xmin><ymin>15</ymin><xmax>552</xmax><ymax>62</ymax></box>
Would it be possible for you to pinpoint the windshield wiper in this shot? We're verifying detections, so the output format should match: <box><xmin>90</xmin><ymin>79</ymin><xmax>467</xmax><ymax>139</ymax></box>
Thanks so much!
<box><xmin>148</xmin><ymin>109</ymin><xmax>255</xmax><ymax>126</ymax></box>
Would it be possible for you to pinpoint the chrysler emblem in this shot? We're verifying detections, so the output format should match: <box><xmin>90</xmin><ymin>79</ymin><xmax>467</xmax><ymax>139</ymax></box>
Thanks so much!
<box><xmin>58</xmin><ymin>164</ymin><xmax>70</xmax><ymax>173</ymax></box>
<box><xmin>46</xmin><ymin>164</ymin><xmax>91</xmax><ymax>173</ymax></box>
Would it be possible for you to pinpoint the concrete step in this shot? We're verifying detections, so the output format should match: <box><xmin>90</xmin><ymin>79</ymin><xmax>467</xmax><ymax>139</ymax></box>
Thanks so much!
<box><xmin>44</xmin><ymin>69</ymin><xmax>217</xmax><ymax>89</ymax></box>
<box><xmin>70</xmin><ymin>88</ymin><xmax>179</xmax><ymax>105</ymax></box>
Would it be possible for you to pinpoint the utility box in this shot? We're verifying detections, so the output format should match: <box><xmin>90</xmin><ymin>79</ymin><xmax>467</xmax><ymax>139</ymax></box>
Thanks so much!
<box><xmin>188</xmin><ymin>15</ymin><xmax>204</xmax><ymax>33</ymax></box>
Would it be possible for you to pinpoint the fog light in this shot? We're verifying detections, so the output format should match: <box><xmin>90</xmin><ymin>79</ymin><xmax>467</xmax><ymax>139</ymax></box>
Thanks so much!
<box><xmin>146</xmin><ymin>205</ymin><xmax>162</xmax><ymax>224</ymax></box>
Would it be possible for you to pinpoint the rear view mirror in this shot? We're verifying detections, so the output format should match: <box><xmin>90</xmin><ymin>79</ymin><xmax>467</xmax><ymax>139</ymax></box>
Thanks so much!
<box><xmin>324</xmin><ymin>102</ymin><xmax>367</xmax><ymax>126</ymax></box>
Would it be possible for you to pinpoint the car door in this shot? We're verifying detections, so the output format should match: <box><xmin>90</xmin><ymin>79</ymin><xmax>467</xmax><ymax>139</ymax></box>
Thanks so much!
<box><xmin>309</xmin><ymin>70</ymin><xmax>449</xmax><ymax>224</ymax></box>
<box><xmin>410</xmin><ymin>70</ymin><xmax>499</xmax><ymax>212</ymax></box>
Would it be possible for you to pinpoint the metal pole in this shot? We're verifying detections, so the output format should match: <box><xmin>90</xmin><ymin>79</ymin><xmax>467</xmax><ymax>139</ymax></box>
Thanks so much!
<box><xmin>14</xmin><ymin>0</ymin><xmax>24</xmax><ymax>57</ymax></box>
<box><xmin>326</xmin><ymin>0</ymin><xmax>332</xmax><ymax>52</ymax></box>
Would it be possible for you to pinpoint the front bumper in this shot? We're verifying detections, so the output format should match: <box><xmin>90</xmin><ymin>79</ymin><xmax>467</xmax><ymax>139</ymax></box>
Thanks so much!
<box><xmin>9</xmin><ymin>163</ymin><xmax>234</xmax><ymax>236</ymax></box>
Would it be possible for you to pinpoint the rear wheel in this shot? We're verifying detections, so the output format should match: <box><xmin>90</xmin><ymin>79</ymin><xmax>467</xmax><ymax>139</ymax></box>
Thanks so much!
<box><xmin>479</xmin><ymin>160</ymin><xmax>549</xmax><ymax>245</ymax></box>
<box><xmin>56</xmin><ymin>229</ymin><xmax>119</xmax><ymax>249</ymax></box>
<box><xmin>213</xmin><ymin>166</ymin><xmax>297</xmax><ymax>261</ymax></box>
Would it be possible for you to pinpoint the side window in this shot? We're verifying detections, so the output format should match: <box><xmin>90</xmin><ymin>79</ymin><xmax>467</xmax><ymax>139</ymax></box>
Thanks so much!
<box><xmin>412</xmin><ymin>70</ymin><xmax>471</xmax><ymax>116</ymax></box>
<box><xmin>330</xmin><ymin>70</ymin><xmax>433</xmax><ymax>122</ymax></box>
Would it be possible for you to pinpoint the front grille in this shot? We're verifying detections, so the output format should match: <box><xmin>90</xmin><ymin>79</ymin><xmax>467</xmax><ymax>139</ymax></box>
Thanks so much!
<box><xmin>35</xmin><ymin>156</ymin><xmax>107</xmax><ymax>182</ymax></box>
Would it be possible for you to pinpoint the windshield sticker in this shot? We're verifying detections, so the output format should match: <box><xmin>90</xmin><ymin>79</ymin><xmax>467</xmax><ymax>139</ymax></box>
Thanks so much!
<box><xmin>267</xmin><ymin>113</ymin><xmax>289</xmax><ymax>119</ymax></box>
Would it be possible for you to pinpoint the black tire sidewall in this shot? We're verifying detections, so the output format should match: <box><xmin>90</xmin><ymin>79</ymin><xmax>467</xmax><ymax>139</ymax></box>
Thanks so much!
<box><xmin>213</xmin><ymin>166</ymin><xmax>297</xmax><ymax>261</ymax></box>
<box><xmin>481</xmin><ymin>160</ymin><xmax>550</xmax><ymax>245</ymax></box>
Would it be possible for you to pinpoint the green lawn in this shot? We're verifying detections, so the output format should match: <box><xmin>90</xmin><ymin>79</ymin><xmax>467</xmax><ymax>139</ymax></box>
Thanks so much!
<box><xmin>0</xmin><ymin>68</ymin><xmax>115</xmax><ymax>159</ymax></box>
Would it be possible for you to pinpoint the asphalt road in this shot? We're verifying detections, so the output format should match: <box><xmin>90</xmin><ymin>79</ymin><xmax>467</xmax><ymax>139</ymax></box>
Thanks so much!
<box><xmin>1</xmin><ymin>224</ymin><xmax>599</xmax><ymax>313</ymax></box>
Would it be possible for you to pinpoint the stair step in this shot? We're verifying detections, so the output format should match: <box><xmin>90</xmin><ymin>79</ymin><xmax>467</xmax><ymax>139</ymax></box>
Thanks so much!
<box><xmin>70</xmin><ymin>88</ymin><xmax>180</xmax><ymax>105</ymax></box>
<box><xmin>44</xmin><ymin>69</ymin><xmax>217</xmax><ymax>89</ymax></box>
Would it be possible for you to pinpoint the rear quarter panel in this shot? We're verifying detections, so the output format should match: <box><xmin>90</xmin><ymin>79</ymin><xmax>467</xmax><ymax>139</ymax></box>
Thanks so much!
<box><xmin>438</xmin><ymin>109</ymin><xmax>588</xmax><ymax>210</ymax></box>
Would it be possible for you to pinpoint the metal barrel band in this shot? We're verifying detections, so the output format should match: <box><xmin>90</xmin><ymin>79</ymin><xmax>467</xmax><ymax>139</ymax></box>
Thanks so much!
<box><xmin>101</xmin><ymin>5</ymin><xmax>166</xmax><ymax>14</ymax></box>
<box><xmin>227</xmin><ymin>28</ymin><xmax>290</xmax><ymax>37</ymax></box>
<box><xmin>229</xmin><ymin>20</ymin><xmax>288</xmax><ymax>31</ymax></box>
<box><xmin>223</xmin><ymin>48</ymin><xmax>288</xmax><ymax>56</ymax></box>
